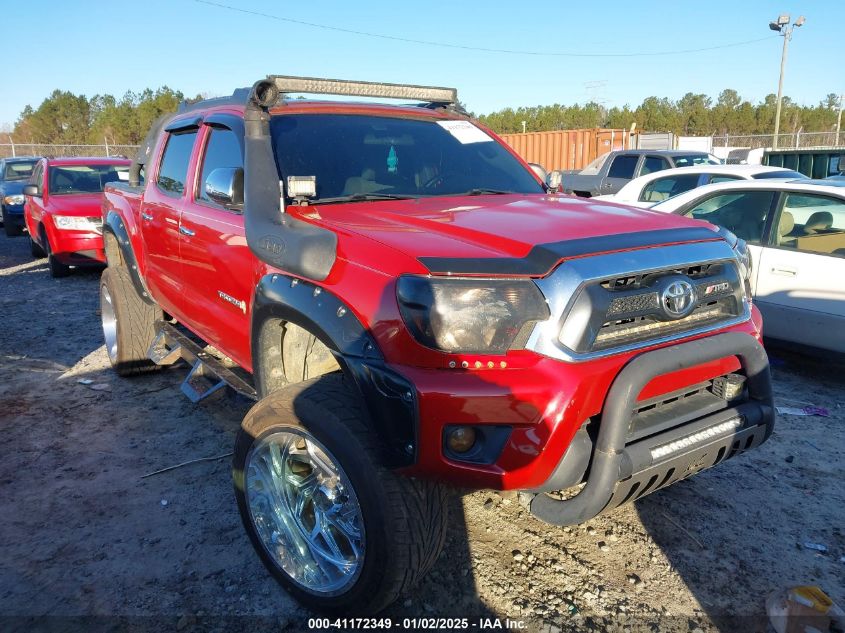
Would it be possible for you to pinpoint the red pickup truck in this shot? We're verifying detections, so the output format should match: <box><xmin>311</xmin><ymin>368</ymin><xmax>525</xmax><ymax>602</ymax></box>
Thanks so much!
<box><xmin>23</xmin><ymin>156</ymin><xmax>130</xmax><ymax>277</ymax></box>
<box><xmin>100</xmin><ymin>76</ymin><xmax>774</xmax><ymax>614</ymax></box>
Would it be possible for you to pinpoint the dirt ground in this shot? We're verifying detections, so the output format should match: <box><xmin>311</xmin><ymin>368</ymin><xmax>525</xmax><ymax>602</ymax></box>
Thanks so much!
<box><xmin>0</xmin><ymin>234</ymin><xmax>843</xmax><ymax>633</ymax></box>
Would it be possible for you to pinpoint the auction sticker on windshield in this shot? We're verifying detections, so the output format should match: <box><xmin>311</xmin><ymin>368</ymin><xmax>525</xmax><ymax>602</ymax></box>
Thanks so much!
<box><xmin>437</xmin><ymin>120</ymin><xmax>493</xmax><ymax>144</ymax></box>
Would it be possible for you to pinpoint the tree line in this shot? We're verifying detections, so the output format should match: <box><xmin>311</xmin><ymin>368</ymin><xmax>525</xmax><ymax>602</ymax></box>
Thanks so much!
<box><xmin>9</xmin><ymin>87</ymin><xmax>196</xmax><ymax>145</ymax></box>
<box><xmin>7</xmin><ymin>87</ymin><xmax>842</xmax><ymax>145</ymax></box>
<box><xmin>476</xmin><ymin>90</ymin><xmax>842</xmax><ymax>136</ymax></box>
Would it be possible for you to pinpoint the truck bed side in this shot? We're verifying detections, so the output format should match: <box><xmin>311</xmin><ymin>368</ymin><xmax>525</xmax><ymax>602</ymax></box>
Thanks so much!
<box><xmin>102</xmin><ymin>182</ymin><xmax>148</xmax><ymax>279</ymax></box>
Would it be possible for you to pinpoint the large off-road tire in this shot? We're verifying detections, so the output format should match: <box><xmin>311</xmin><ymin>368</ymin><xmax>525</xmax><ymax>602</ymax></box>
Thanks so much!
<box><xmin>2</xmin><ymin>207</ymin><xmax>22</xmax><ymax>237</ymax></box>
<box><xmin>44</xmin><ymin>232</ymin><xmax>71</xmax><ymax>277</ymax></box>
<box><xmin>99</xmin><ymin>266</ymin><xmax>162</xmax><ymax>376</ymax></box>
<box><xmin>234</xmin><ymin>374</ymin><xmax>449</xmax><ymax>614</ymax></box>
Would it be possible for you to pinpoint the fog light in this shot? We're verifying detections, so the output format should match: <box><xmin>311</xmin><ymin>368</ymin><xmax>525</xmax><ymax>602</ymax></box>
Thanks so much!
<box><xmin>712</xmin><ymin>373</ymin><xmax>746</xmax><ymax>401</ymax></box>
<box><xmin>446</xmin><ymin>427</ymin><xmax>476</xmax><ymax>453</ymax></box>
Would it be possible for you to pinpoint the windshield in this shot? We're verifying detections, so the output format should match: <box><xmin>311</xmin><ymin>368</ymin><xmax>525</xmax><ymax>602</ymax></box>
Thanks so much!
<box><xmin>4</xmin><ymin>160</ymin><xmax>37</xmax><ymax>181</ymax></box>
<box><xmin>48</xmin><ymin>164</ymin><xmax>129</xmax><ymax>195</ymax></box>
<box><xmin>270</xmin><ymin>114</ymin><xmax>543</xmax><ymax>202</ymax></box>
<box><xmin>673</xmin><ymin>154</ymin><xmax>721</xmax><ymax>168</ymax></box>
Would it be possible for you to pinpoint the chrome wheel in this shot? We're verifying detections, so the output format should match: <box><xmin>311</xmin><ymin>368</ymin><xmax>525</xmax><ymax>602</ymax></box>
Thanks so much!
<box><xmin>245</xmin><ymin>429</ymin><xmax>365</xmax><ymax>595</ymax></box>
<box><xmin>100</xmin><ymin>282</ymin><xmax>118</xmax><ymax>363</ymax></box>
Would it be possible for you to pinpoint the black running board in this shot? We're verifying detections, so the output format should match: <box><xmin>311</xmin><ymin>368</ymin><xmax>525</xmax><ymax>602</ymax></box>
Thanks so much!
<box><xmin>148</xmin><ymin>321</ymin><xmax>257</xmax><ymax>402</ymax></box>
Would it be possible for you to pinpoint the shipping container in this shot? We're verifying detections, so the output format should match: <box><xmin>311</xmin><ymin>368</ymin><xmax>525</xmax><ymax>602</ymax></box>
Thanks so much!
<box><xmin>763</xmin><ymin>148</ymin><xmax>844</xmax><ymax>178</ymax></box>
<box><xmin>499</xmin><ymin>129</ymin><xmax>632</xmax><ymax>172</ymax></box>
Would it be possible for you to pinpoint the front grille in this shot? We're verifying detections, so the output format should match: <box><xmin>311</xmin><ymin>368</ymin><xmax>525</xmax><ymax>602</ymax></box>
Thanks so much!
<box><xmin>608</xmin><ymin>292</ymin><xmax>658</xmax><ymax>315</ymax></box>
<box><xmin>526</xmin><ymin>240</ymin><xmax>752</xmax><ymax>363</ymax></box>
<box><xmin>558</xmin><ymin>261</ymin><xmax>745</xmax><ymax>355</ymax></box>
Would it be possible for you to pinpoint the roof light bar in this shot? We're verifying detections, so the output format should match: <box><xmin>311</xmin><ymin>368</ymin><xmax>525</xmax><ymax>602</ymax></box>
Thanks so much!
<box><xmin>266</xmin><ymin>75</ymin><xmax>458</xmax><ymax>105</ymax></box>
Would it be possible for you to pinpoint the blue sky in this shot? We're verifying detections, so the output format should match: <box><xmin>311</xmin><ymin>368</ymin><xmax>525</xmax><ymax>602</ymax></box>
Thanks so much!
<box><xmin>2</xmin><ymin>0</ymin><xmax>842</xmax><ymax>128</ymax></box>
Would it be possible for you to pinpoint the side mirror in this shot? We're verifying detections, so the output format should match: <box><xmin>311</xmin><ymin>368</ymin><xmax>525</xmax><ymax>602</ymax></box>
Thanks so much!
<box><xmin>547</xmin><ymin>171</ymin><xmax>562</xmax><ymax>193</ymax></box>
<box><xmin>205</xmin><ymin>167</ymin><xmax>244</xmax><ymax>209</ymax></box>
<box><xmin>23</xmin><ymin>184</ymin><xmax>41</xmax><ymax>197</ymax></box>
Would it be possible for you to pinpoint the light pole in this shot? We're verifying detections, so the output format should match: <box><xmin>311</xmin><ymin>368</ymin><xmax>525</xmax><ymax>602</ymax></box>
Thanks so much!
<box><xmin>769</xmin><ymin>14</ymin><xmax>805</xmax><ymax>149</ymax></box>
<box><xmin>836</xmin><ymin>94</ymin><xmax>844</xmax><ymax>145</ymax></box>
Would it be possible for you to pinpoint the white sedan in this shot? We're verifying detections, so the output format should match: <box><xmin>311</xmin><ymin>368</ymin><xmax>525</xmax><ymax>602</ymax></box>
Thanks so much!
<box><xmin>595</xmin><ymin>164</ymin><xmax>805</xmax><ymax>208</ymax></box>
<box><xmin>651</xmin><ymin>180</ymin><xmax>845</xmax><ymax>353</ymax></box>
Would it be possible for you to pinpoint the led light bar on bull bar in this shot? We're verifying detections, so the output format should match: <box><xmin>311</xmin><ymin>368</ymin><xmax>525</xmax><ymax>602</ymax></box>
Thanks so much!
<box><xmin>267</xmin><ymin>75</ymin><xmax>458</xmax><ymax>105</ymax></box>
<box><xmin>650</xmin><ymin>416</ymin><xmax>743</xmax><ymax>461</ymax></box>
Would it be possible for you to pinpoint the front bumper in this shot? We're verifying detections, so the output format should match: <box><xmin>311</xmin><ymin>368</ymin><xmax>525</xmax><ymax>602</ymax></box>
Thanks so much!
<box><xmin>528</xmin><ymin>330</ymin><xmax>773</xmax><ymax>526</ymax></box>
<box><xmin>396</xmin><ymin>312</ymin><xmax>770</xmax><ymax>496</ymax></box>
<box><xmin>44</xmin><ymin>224</ymin><xmax>105</xmax><ymax>265</ymax></box>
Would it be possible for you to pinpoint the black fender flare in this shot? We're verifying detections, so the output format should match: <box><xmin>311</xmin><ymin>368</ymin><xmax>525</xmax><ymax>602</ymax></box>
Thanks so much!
<box><xmin>251</xmin><ymin>273</ymin><xmax>418</xmax><ymax>467</ymax></box>
<box><xmin>103</xmin><ymin>211</ymin><xmax>156</xmax><ymax>306</ymax></box>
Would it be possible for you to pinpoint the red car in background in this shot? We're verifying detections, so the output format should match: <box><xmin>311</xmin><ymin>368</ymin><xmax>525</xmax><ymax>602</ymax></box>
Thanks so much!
<box><xmin>23</xmin><ymin>157</ymin><xmax>131</xmax><ymax>277</ymax></box>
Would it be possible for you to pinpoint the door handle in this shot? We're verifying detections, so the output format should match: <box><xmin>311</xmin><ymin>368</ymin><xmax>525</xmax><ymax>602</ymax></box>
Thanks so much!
<box><xmin>141</xmin><ymin>212</ymin><xmax>153</xmax><ymax>221</ymax></box>
<box><xmin>603</xmin><ymin>183</ymin><xmax>613</xmax><ymax>189</ymax></box>
<box><xmin>770</xmin><ymin>266</ymin><xmax>797</xmax><ymax>277</ymax></box>
<box><xmin>179</xmin><ymin>225</ymin><xmax>195</xmax><ymax>237</ymax></box>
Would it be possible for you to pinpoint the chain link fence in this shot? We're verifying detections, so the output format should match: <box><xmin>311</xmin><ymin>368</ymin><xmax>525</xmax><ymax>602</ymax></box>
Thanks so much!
<box><xmin>0</xmin><ymin>143</ymin><xmax>140</xmax><ymax>159</ymax></box>
<box><xmin>711</xmin><ymin>131</ymin><xmax>844</xmax><ymax>150</ymax></box>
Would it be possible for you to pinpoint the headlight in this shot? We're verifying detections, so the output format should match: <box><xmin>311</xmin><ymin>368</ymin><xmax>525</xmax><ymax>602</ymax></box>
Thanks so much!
<box><xmin>715</xmin><ymin>225</ymin><xmax>753</xmax><ymax>299</ymax></box>
<box><xmin>53</xmin><ymin>215</ymin><xmax>103</xmax><ymax>233</ymax></box>
<box><xmin>3</xmin><ymin>194</ymin><xmax>24</xmax><ymax>205</ymax></box>
<box><xmin>733</xmin><ymin>237</ymin><xmax>752</xmax><ymax>281</ymax></box>
<box><xmin>396</xmin><ymin>276</ymin><xmax>549</xmax><ymax>354</ymax></box>
<box><xmin>715</xmin><ymin>225</ymin><xmax>752</xmax><ymax>280</ymax></box>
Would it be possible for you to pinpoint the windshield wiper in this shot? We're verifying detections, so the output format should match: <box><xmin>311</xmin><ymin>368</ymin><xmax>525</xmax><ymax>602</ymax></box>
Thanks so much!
<box><xmin>313</xmin><ymin>193</ymin><xmax>417</xmax><ymax>204</ymax></box>
<box><xmin>461</xmin><ymin>188</ymin><xmax>515</xmax><ymax>196</ymax></box>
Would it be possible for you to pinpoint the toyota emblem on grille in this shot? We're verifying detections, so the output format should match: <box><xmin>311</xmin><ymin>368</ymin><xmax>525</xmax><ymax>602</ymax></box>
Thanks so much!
<box><xmin>660</xmin><ymin>278</ymin><xmax>696</xmax><ymax>319</ymax></box>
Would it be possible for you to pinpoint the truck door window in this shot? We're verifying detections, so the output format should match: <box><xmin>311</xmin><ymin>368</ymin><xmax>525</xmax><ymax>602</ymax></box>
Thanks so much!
<box><xmin>684</xmin><ymin>191</ymin><xmax>775</xmax><ymax>244</ymax></box>
<box><xmin>197</xmin><ymin>127</ymin><xmax>243</xmax><ymax>207</ymax></box>
<box><xmin>607</xmin><ymin>155</ymin><xmax>638</xmax><ymax>179</ymax></box>
<box><xmin>638</xmin><ymin>156</ymin><xmax>670</xmax><ymax>176</ymax></box>
<box><xmin>156</xmin><ymin>130</ymin><xmax>198</xmax><ymax>197</ymax></box>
